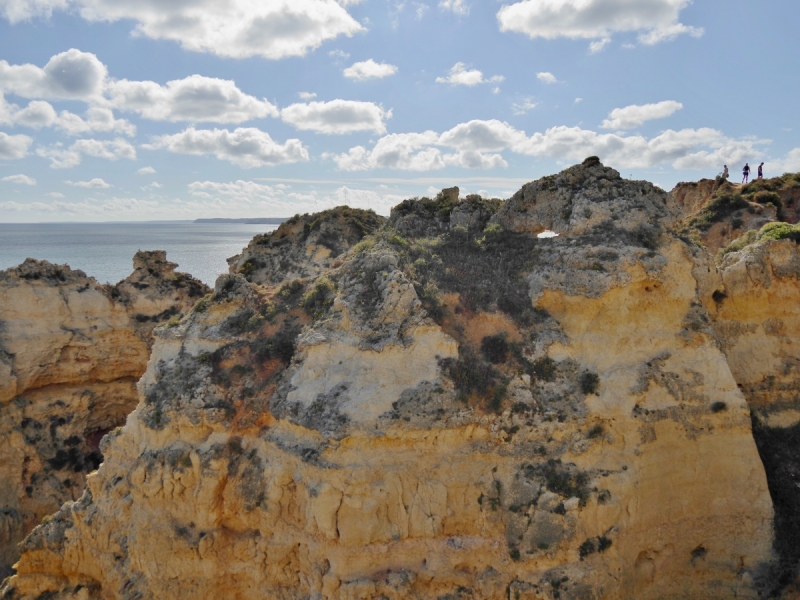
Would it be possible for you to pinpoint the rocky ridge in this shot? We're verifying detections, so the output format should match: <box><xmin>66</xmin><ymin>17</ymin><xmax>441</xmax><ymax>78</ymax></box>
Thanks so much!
<box><xmin>2</xmin><ymin>160</ymin><xmax>800</xmax><ymax>598</ymax></box>
<box><xmin>0</xmin><ymin>252</ymin><xmax>208</xmax><ymax>576</ymax></box>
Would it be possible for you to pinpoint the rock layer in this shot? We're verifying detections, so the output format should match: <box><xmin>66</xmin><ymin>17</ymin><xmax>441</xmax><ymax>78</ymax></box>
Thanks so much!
<box><xmin>0</xmin><ymin>252</ymin><xmax>208</xmax><ymax>575</ymax></box>
<box><xmin>3</xmin><ymin>162</ymin><xmax>799</xmax><ymax>599</ymax></box>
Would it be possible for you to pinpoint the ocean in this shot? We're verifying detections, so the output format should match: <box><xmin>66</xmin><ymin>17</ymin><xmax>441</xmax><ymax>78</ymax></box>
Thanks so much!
<box><xmin>0</xmin><ymin>222</ymin><xmax>279</xmax><ymax>286</ymax></box>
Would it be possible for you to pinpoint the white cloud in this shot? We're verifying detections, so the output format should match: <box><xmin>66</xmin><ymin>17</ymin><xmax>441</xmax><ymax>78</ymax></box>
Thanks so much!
<box><xmin>298</xmin><ymin>91</ymin><xmax>317</xmax><ymax>100</ymax></box>
<box><xmin>343</xmin><ymin>59</ymin><xmax>398</xmax><ymax>81</ymax></box>
<box><xmin>436</xmin><ymin>63</ymin><xmax>504</xmax><ymax>87</ymax></box>
<box><xmin>1</xmin><ymin>94</ymin><xmax>135</xmax><ymax>136</ymax></box>
<box><xmin>574</xmin><ymin>97</ymin><xmax>583</xmax><ymax>104</ymax></box>
<box><xmin>440</xmin><ymin>0</ymin><xmax>468</xmax><ymax>16</ymax></box>
<box><xmin>600</xmin><ymin>100</ymin><xmax>683</xmax><ymax>129</ymax></box>
<box><xmin>145</xmin><ymin>127</ymin><xmax>309</xmax><ymax>168</ymax></box>
<box><xmin>326</xmin><ymin>118</ymin><xmax>777</xmax><ymax>173</ymax></box>
<box><xmin>37</xmin><ymin>138</ymin><xmax>136</xmax><ymax>168</ymax></box>
<box><xmin>2</xmin><ymin>173</ymin><xmax>36</xmax><ymax>185</ymax></box>
<box><xmin>0</xmin><ymin>48</ymin><xmax>107</xmax><ymax>100</ymax></box>
<box><xmin>281</xmin><ymin>100</ymin><xmax>390</xmax><ymax>134</ymax></box>
<box><xmin>137</xmin><ymin>166</ymin><xmax>155</xmax><ymax>174</ymax></box>
<box><xmin>108</xmin><ymin>75</ymin><xmax>278</xmax><ymax>123</ymax></box>
<box><xmin>0</xmin><ymin>0</ymin><xmax>69</xmax><ymax>22</ymax></box>
<box><xmin>0</xmin><ymin>131</ymin><xmax>32</xmax><ymax>158</ymax></box>
<box><xmin>537</xmin><ymin>72</ymin><xmax>557</xmax><ymax>84</ymax></box>
<box><xmin>497</xmin><ymin>0</ymin><xmax>703</xmax><ymax>48</ymax></box>
<box><xmin>512</xmin><ymin>98</ymin><xmax>539</xmax><ymax>115</ymax></box>
<box><xmin>774</xmin><ymin>148</ymin><xmax>800</xmax><ymax>173</ymax></box>
<box><xmin>329</xmin><ymin>49</ymin><xmax>351</xmax><ymax>61</ymax></box>
<box><xmin>3</xmin><ymin>0</ymin><xmax>364</xmax><ymax>60</ymax></box>
<box><xmin>46</xmin><ymin>191</ymin><xmax>65</xmax><ymax>198</ymax></box>
<box><xmin>414</xmin><ymin>2</ymin><xmax>428</xmax><ymax>19</ymax></box>
<box><xmin>66</xmin><ymin>177</ymin><xmax>111</xmax><ymax>188</ymax></box>
<box><xmin>589</xmin><ymin>37</ymin><xmax>611</xmax><ymax>53</ymax></box>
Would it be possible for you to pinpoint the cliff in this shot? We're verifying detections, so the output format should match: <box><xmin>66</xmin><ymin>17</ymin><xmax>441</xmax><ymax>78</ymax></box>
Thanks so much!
<box><xmin>0</xmin><ymin>252</ymin><xmax>209</xmax><ymax>576</ymax></box>
<box><xmin>2</xmin><ymin>160</ymin><xmax>800</xmax><ymax>599</ymax></box>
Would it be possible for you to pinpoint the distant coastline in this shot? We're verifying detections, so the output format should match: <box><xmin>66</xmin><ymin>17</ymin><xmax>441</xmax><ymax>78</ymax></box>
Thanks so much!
<box><xmin>194</xmin><ymin>218</ymin><xmax>288</xmax><ymax>224</ymax></box>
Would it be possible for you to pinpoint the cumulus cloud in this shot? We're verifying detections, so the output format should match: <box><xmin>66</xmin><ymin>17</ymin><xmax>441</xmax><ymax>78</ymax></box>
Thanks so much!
<box><xmin>343</xmin><ymin>59</ymin><xmax>398</xmax><ymax>81</ymax></box>
<box><xmin>326</xmin><ymin>124</ymin><xmax>511</xmax><ymax>171</ymax></box>
<box><xmin>2</xmin><ymin>173</ymin><xmax>36</xmax><ymax>185</ymax></box>
<box><xmin>137</xmin><ymin>166</ymin><xmax>156</xmax><ymax>174</ymax></box>
<box><xmin>37</xmin><ymin>138</ymin><xmax>136</xmax><ymax>168</ymax></box>
<box><xmin>66</xmin><ymin>177</ymin><xmax>111</xmax><ymax>188</ymax></box>
<box><xmin>2</xmin><ymin>0</ymin><xmax>364</xmax><ymax>60</ymax></box>
<box><xmin>600</xmin><ymin>100</ymin><xmax>683</xmax><ymax>129</ymax></box>
<box><xmin>0</xmin><ymin>49</ymin><xmax>107</xmax><ymax>100</ymax></box>
<box><xmin>537</xmin><ymin>72</ymin><xmax>557</xmax><ymax>84</ymax></box>
<box><xmin>1</xmin><ymin>95</ymin><xmax>135</xmax><ymax>135</ymax></box>
<box><xmin>440</xmin><ymin>0</ymin><xmax>468</xmax><ymax>16</ymax></box>
<box><xmin>298</xmin><ymin>92</ymin><xmax>317</xmax><ymax>100</ymax></box>
<box><xmin>436</xmin><ymin>63</ymin><xmax>504</xmax><ymax>87</ymax></box>
<box><xmin>108</xmin><ymin>75</ymin><xmax>278</xmax><ymax>123</ymax></box>
<box><xmin>145</xmin><ymin>127</ymin><xmax>309</xmax><ymax>168</ymax></box>
<box><xmin>497</xmin><ymin>0</ymin><xmax>703</xmax><ymax>48</ymax></box>
<box><xmin>326</xmin><ymin>118</ymin><xmax>778</xmax><ymax>173</ymax></box>
<box><xmin>46</xmin><ymin>191</ymin><xmax>65</xmax><ymax>198</ymax></box>
<box><xmin>0</xmin><ymin>131</ymin><xmax>32</xmax><ymax>158</ymax></box>
<box><xmin>281</xmin><ymin>100</ymin><xmax>390</xmax><ymax>134</ymax></box>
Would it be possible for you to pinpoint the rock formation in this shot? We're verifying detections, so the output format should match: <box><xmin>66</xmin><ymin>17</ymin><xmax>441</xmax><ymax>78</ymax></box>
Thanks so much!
<box><xmin>3</xmin><ymin>160</ymin><xmax>800</xmax><ymax>599</ymax></box>
<box><xmin>0</xmin><ymin>252</ymin><xmax>208</xmax><ymax>576</ymax></box>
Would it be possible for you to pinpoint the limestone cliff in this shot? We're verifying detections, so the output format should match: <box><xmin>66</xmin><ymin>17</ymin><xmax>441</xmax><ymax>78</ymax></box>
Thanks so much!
<box><xmin>3</xmin><ymin>161</ymin><xmax>799</xmax><ymax>599</ymax></box>
<box><xmin>0</xmin><ymin>252</ymin><xmax>208</xmax><ymax>576</ymax></box>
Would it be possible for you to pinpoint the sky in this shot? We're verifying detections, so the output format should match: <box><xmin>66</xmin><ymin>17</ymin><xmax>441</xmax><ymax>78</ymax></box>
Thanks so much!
<box><xmin>0</xmin><ymin>0</ymin><xmax>798</xmax><ymax>222</ymax></box>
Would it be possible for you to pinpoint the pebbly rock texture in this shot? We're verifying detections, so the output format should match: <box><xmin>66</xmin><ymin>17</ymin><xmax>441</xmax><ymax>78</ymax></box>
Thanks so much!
<box><xmin>3</xmin><ymin>160</ymin><xmax>797</xmax><ymax>599</ymax></box>
<box><xmin>0</xmin><ymin>251</ymin><xmax>208</xmax><ymax>576</ymax></box>
<box><xmin>227</xmin><ymin>206</ymin><xmax>385</xmax><ymax>286</ymax></box>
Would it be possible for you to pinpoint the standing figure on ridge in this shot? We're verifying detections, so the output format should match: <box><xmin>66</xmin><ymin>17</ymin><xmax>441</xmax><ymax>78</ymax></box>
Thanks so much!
<box><xmin>742</xmin><ymin>163</ymin><xmax>751</xmax><ymax>183</ymax></box>
<box><xmin>722</xmin><ymin>165</ymin><xmax>729</xmax><ymax>179</ymax></box>
<box><xmin>758</xmin><ymin>162</ymin><xmax>764</xmax><ymax>179</ymax></box>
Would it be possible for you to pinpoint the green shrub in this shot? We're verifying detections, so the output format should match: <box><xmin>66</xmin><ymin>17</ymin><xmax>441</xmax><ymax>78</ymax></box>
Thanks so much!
<box><xmin>300</xmin><ymin>276</ymin><xmax>337</xmax><ymax>319</ymax></box>
<box><xmin>481</xmin><ymin>333</ymin><xmax>510</xmax><ymax>364</ymax></box>
<box><xmin>580</xmin><ymin>371</ymin><xmax>600</xmax><ymax>394</ymax></box>
<box><xmin>529</xmin><ymin>356</ymin><xmax>556</xmax><ymax>382</ymax></box>
<box><xmin>758</xmin><ymin>222</ymin><xmax>800</xmax><ymax>242</ymax></box>
<box><xmin>691</xmin><ymin>193</ymin><xmax>749</xmax><ymax>230</ymax></box>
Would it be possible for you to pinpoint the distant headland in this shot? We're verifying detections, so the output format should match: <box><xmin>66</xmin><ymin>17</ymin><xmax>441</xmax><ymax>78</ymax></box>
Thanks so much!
<box><xmin>194</xmin><ymin>218</ymin><xmax>288</xmax><ymax>224</ymax></box>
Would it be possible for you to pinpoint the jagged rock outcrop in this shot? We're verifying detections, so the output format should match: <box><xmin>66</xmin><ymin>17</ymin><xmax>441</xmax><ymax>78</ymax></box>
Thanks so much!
<box><xmin>670</xmin><ymin>174</ymin><xmax>800</xmax><ymax>254</ymax></box>
<box><xmin>0</xmin><ymin>252</ymin><xmax>208</xmax><ymax>575</ymax></box>
<box><xmin>3</xmin><ymin>161</ymin><xmax>798</xmax><ymax>599</ymax></box>
<box><xmin>227</xmin><ymin>206</ymin><xmax>385</xmax><ymax>286</ymax></box>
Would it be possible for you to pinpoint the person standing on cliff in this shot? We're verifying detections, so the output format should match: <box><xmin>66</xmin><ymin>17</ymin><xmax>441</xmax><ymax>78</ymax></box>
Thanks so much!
<box><xmin>758</xmin><ymin>162</ymin><xmax>764</xmax><ymax>179</ymax></box>
<box><xmin>722</xmin><ymin>165</ymin><xmax>729</xmax><ymax>179</ymax></box>
<box><xmin>742</xmin><ymin>163</ymin><xmax>751</xmax><ymax>183</ymax></box>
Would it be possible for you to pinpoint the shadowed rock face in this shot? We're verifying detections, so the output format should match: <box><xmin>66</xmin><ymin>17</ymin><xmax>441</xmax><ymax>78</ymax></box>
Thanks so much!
<box><xmin>3</xmin><ymin>161</ymin><xmax>800</xmax><ymax>599</ymax></box>
<box><xmin>0</xmin><ymin>251</ymin><xmax>208</xmax><ymax>575</ymax></box>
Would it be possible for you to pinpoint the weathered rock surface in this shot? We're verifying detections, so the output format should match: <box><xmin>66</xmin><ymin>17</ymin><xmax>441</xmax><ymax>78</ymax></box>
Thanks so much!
<box><xmin>227</xmin><ymin>206</ymin><xmax>385</xmax><ymax>286</ymax></box>
<box><xmin>0</xmin><ymin>252</ymin><xmax>208</xmax><ymax>575</ymax></box>
<box><xmin>3</xmin><ymin>161</ymin><xmax>799</xmax><ymax>599</ymax></box>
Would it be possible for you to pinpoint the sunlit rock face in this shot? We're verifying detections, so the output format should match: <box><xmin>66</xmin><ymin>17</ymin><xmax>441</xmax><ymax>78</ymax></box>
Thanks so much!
<box><xmin>0</xmin><ymin>251</ymin><xmax>208</xmax><ymax>575</ymax></box>
<box><xmin>5</xmin><ymin>161</ymin><xmax>800</xmax><ymax>599</ymax></box>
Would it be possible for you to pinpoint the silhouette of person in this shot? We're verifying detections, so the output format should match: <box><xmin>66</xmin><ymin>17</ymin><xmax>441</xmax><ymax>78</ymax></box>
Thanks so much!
<box><xmin>742</xmin><ymin>163</ymin><xmax>751</xmax><ymax>183</ymax></box>
<box><xmin>722</xmin><ymin>165</ymin><xmax>729</xmax><ymax>179</ymax></box>
<box><xmin>758</xmin><ymin>162</ymin><xmax>764</xmax><ymax>179</ymax></box>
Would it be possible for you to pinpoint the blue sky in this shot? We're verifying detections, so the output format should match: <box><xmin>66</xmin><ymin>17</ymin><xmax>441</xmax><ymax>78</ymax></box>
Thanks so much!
<box><xmin>0</xmin><ymin>0</ymin><xmax>798</xmax><ymax>222</ymax></box>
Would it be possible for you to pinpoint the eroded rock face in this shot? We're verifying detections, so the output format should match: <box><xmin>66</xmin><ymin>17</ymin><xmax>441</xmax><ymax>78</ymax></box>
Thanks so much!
<box><xmin>0</xmin><ymin>252</ymin><xmax>208</xmax><ymax>575</ymax></box>
<box><xmin>1</xmin><ymin>162</ymin><xmax>794</xmax><ymax>599</ymax></box>
<box><xmin>708</xmin><ymin>239</ymin><xmax>800</xmax><ymax>594</ymax></box>
<box><xmin>227</xmin><ymin>206</ymin><xmax>385</xmax><ymax>286</ymax></box>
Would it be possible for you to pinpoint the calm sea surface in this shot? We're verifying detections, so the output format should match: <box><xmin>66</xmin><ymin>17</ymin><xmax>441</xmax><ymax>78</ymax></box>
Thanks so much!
<box><xmin>0</xmin><ymin>222</ymin><xmax>279</xmax><ymax>286</ymax></box>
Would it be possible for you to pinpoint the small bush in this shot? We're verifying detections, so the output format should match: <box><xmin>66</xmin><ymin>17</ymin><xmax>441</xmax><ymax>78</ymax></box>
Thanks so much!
<box><xmin>711</xmin><ymin>401</ymin><xmax>727</xmax><ymax>413</ymax></box>
<box><xmin>759</xmin><ymin>222</ymin><xmax>800</xmax><ymax>243</ymax></box>
<box><xmin>481</xmin><ymin>333</ymin><xmax>510</xmax><ymax>364</ymax></box>
<box><xmin>691</xmin><ymin>193</ymin><xmax>749</xmax><ymax>230</ymax></box>
<box><xmin>586</xmin><ymin>424</ymin><xmax>604</xmax><ymax>439</ymax></box>
<box><xmin>529</xmin><ymin>356</ymin><xmax>556</xmax><ymax>382</ymax></box>
<box><xmin>580</xmin><ymin>371</ymin><xmax>600</xmax><ymax>394</ymax></box>
<box><xmin>300</xmin><ymin>276</ymin><xmax>337</xmax><ymax>319</ymax></box>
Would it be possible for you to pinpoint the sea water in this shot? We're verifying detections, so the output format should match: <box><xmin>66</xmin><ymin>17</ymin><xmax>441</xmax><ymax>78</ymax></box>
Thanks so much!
<box><xmin>0</xmin><ymin>222</ymin><xmax>279</xmax><ymax>286</ymax></box>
